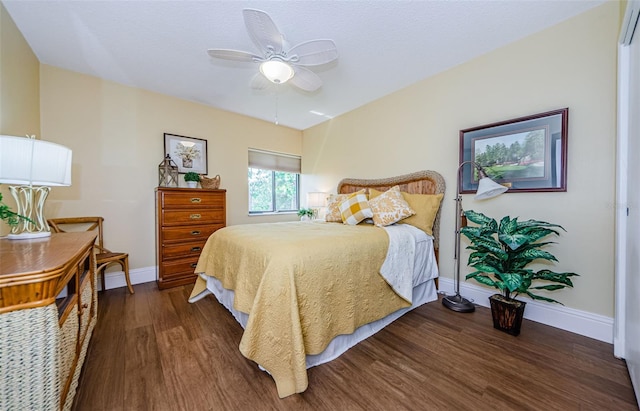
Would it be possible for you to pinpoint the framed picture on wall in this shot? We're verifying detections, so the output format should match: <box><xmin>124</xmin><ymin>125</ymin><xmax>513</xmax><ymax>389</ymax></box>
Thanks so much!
<box><xmin>164</xmin><ymin>133</ymin><xmax>208</xmax><ymax>174</ymax></box>
<box><xmin>460</xmin><ymin>108</ymin><xmax>568</xmax><ymax>193</ymax></box>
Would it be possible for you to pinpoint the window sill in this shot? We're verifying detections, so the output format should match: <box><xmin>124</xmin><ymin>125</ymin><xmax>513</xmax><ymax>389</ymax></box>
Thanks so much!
<box><xmin>248</xmin><ymin>211</ymin><xmax>298</xmax><ymax>217</ymax></box>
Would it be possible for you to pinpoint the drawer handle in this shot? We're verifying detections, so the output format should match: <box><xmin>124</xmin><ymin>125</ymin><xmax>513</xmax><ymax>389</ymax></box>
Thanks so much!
<box><xmin>82</xmin><ymin>303</ymin><xmax>89</xmax><ymax>309</ymax></box>
<box><xmin>190</xmin><ymin>213</ymin><xmax>201</xmax><ymax>219</ymax></box>
<box><xmin>190</xmin><ymin>198</ymin><xmax>202</xmax><ymax>203</ymax></box>
<box><xmin>191</xmin><ymin>263</ymin><xmax>197</xmax><ymax>268</ymax></box>
<box><xmin>191</xmin><ymin>246</ymin><xmax>202</xmax><ymax>252</ymax></box>
<box><xmin>191</xmin><ymin>230</ymin><xmax>201</xmax><ymax>236</ymax></box>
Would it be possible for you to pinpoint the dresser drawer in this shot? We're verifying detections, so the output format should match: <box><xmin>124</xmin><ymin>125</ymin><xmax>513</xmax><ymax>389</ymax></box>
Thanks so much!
<box><xmin>157</xmin><ymin>273</ymin><xmax>198</xmax><ymax>289</ymax></box>
<box><xmin>162</xmin><ymin>240</ymin><xmax>207</xmax><ymax>260</ymax></box>
<box><xmin>162</xmin><ymin>209</ymin><xmax>225</xmax><ymax>226</ymax></box>
<box><xmin>161</xmin><ymin>224</ymin><xmax>223</xmax><ymax>243</ymax></box>
<box><xmin>160</xmin><ymin>190</ymin><xmax>224</xmax><ymax>210</ymax></box>
<box><xmin>161</xmin><ymin>257</ymin><xmax>200</xmax><ymax>280</ymax></box>
<box><xmin>78</xmin><ymin>273</ymin><xmax>94</xmax><ymax>345</ymax></box>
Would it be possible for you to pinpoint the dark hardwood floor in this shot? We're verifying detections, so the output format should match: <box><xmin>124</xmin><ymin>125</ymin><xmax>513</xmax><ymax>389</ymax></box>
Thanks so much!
<box><xmin>73</xmin><ymin>282</ymin><xmax>638</xmax><ymax>411</ymax></box>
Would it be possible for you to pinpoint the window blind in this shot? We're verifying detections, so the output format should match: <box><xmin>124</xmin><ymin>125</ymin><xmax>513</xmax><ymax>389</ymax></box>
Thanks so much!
<box><xmin>248</xmin><ymin>149</ymin><xmax>301</xmax><ymax>173</ymax></box>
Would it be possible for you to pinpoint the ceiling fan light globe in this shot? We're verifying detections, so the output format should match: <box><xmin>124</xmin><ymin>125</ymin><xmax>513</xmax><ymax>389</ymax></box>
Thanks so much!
<box><xmin>260</xmin><ymin>60</ymin><xmax>294</xmax><ymax>84</ymax></box>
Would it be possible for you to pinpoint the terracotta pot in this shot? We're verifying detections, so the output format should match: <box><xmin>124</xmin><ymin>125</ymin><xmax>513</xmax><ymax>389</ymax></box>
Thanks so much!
<box><xmin>489</xmin><ymin>294</ymin><xmax>526</xmax><ymax>336</ymax></box>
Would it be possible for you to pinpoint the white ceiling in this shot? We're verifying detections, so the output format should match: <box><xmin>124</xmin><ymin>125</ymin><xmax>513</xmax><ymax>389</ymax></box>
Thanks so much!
<box><xmin>3</xmin><ymin>0</ymin><xmax>604</xmax><ymax>131</ymax></box>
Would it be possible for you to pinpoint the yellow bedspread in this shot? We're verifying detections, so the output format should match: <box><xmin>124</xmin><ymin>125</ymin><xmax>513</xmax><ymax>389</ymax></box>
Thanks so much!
<box><xmin>189</xmin><ymin>221</ymin><xmax>410</xmax><ymax>398</ymax></box>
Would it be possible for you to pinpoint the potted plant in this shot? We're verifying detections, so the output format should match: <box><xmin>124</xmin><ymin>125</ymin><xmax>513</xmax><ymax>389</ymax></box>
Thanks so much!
<box><xmin>297</xmin><ymin>208</ymin><xmax>314</xmax><ymax>221</ymax></box>
<box><xmin>460</xmin><ymin>210</ymin><xmax>578</xmax><ymax>336</ymax></box>
<box><xmin>0</xmin><ymin>192</ymin><xmax>32</xmax><ymax>227</ymax></box>
<box><xmin>184</xmin><ymin>172</ymin><xmax>200</xmax><ymax>188</ymax></box>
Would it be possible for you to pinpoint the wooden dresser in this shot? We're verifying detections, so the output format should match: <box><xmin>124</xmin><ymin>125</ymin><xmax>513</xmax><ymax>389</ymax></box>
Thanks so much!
<box><xmin>155</xmin><ymin>187</ymin><xmax>226</xmax><ymax>289</ymax></box>
<box><xmin>0</xmin><ymin>231</ymin><xmax>98</xmax><ymax>411</ymax></box>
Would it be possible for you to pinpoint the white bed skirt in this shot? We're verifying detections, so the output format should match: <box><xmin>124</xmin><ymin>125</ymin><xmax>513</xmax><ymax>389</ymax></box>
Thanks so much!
<box><xmin>194</xmin><ymin>274</ymin><xmax>438</xmax><ymax>369</ymax></box>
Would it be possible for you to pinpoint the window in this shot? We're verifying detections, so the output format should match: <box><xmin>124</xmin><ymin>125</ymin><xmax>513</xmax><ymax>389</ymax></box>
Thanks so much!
<box><xmin>248</xmin><ymin>149</ymin><xmax>301</xmax><ymax>214</ymax></box>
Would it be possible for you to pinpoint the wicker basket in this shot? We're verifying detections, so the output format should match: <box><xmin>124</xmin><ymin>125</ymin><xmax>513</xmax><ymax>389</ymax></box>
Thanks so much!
<box><xmin>200</xmin><ymin>174</ymin><xmax>221</xmax><ymax>189</ymax></box>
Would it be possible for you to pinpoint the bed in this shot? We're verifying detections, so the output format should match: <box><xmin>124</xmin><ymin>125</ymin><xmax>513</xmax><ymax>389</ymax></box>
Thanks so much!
<box><xmin>188</xmin><ymin>170</ymin><xmax>445</xmax><ymax>398</ymax></box>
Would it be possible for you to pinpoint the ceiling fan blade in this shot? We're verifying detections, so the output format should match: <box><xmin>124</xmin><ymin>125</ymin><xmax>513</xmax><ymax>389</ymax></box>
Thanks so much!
<box><xmin>287</xmin><ymin>40</ymin><xmax>338</xmax><ymax>66</ymax></box>
<box><xmin>243</xmin><ymin>9</ymin><xmax>284</xmax><ymax>55</ymax></box>
<box><xmin>289</xmin><ymin>66</ymin><xmax>323</xmax><ymax>92</ymax></box>
<box><xmin>207</xmin><ymin>49</ymin><xmax>261</xmax><ymax>62</ymax></box>
<box><xmin>250</xmin><ymin>73</ymin><xmax>272</xmax><ymax>91</ymax></box>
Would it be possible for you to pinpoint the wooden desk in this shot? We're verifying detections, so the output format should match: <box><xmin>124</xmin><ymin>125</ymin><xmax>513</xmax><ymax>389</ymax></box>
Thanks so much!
<box><xmin>0</xmin><ymin>232</ymin><xmax>98</xmax><ymax>410</ymax></box>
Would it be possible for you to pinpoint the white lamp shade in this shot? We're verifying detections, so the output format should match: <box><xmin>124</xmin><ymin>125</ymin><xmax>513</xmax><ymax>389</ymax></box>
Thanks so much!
<box><xmin>475</xmin><ymin>177</ymin><xmax>508</xmax><ymax>200</ymax></box>
<box><xmin>260</xmin><ymin>60</ymin><xmax>294</xmax><ymax>84</ymax></box>
<box><xmin>307</xmin><ymin>192</ymin><xmax>327</xmax><ymax>208</ymax></box>
<box><xmin>0</xmin><ymin>135</ymin><xmax>72</xmax><ymax>186</ymax></box>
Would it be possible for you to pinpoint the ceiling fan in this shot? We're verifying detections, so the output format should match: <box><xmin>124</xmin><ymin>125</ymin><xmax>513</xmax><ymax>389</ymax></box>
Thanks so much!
<box><xmin>207</xmin><ymin>9</ymin><xmax>338</xmax><ymax>92</ymax></box>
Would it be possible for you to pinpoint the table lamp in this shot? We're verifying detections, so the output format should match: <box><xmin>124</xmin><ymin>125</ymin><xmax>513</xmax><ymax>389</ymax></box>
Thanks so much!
<box><xmin>307</xmin><ymin>192</ymin><xmax>327</xmax><ymax>220</ymax></box>
<box><xmin>0</xmin><ymin>135</ymin><xmax>72</xmax><ymax>239</ymax></box>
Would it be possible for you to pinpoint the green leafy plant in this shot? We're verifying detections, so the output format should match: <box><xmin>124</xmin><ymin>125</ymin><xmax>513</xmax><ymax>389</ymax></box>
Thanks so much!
<box><xmin>460</xmin><ymin>210</ymin><xmax>578</xmax><ymax>304</ymax></box>
<box><xmin>184</xmin><ymin>172</ymin><xmax>201</xmax><ymax>182</ymax></box>
<box><xmin>0</xmin><ymin>192</ymin><xmax>32</xmax><ymax>227</ymax></box>
<box><xmin>297</xmin><ymin>208</ymin><xmax>314</xmax><ymax>218</ymax></box>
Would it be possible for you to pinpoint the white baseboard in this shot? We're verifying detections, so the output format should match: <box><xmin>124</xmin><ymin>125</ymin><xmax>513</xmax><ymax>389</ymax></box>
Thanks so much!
<box><xmin>438</xmin><ymin>278</ymin><xmax>614</xmax><ymax>343</ymax></box>
<box><xmin>98</xmin><ymin>269</ymin><xmax>614</xmax><ymax>343</ymax></box>
<box><xmin>101</xmin><ymin>265</ymin><xmax>157</xmax><ymax>292</ymax></box>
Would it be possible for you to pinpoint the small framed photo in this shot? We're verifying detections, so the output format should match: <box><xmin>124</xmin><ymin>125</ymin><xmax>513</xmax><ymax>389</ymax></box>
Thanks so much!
<box><xmin>460</xmin><ymin>108</ymin><xmax>568</xmax><ymax>193</ymax></box>
<box><xmin>164</xmin><ymin>133</ymin><xmax>208</xmax><ymax>174</ymax></box>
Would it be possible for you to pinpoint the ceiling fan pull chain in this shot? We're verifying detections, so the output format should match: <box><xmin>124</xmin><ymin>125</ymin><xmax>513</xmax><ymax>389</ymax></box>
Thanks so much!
<box><xmin>275</xmin><ymin>93</ymin><xmax>279</xmax><ymax>125</ymax></box>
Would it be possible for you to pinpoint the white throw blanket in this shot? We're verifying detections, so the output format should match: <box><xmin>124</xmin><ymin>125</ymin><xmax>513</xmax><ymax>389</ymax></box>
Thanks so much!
<box><xmin>380</xmin><ymin>224</ymin><xmax>421</xmax><ymax>303</ymax></box>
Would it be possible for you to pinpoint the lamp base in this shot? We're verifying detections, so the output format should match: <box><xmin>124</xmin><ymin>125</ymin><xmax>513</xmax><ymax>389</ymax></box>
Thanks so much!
<box><xmin>442</xmin><ymin>293</ymin><xmax>476</xmax><ymax>313</ymax></box>
<box><xmin>7</xmin><ymin>231</ymin><xmax>52</xmax><ymax>240</ymax></box>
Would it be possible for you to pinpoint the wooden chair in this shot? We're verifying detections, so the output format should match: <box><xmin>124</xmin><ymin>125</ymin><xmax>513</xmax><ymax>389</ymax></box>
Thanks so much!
<box><xmin>47</xmin><ymin>217</ymin><xmax>134</xmax><ymax>294</ymax></box>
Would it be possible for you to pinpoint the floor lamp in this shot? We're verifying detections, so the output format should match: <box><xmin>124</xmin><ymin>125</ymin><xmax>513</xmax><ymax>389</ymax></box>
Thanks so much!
<box><xmin>0</xmin><ymin>135</ymin><xmax>72</xmax><ymax>240</ymax></box>
<box><xmin>442</xmin><ymin>161</ymin><xmax>508</xmax><ymax>313</ymax></box>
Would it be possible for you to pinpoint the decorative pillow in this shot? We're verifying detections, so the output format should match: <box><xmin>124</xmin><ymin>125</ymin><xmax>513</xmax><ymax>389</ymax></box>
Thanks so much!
<box><xmin>370</xmin><ymin>189</ymin><xmax>443</xmax><ymax>235</ymax></box>
<box><xmin>368</xmin><ymin>185</ymin><xmax>415</xmax><ymax>227</ymax></box>
<box><xmin>325</xmin><ymin>189</ymin><xmax>365</xmax><ymax>222</ymax></box>
<box><xmin>339</xmin><ymin>193</ymin><xmax>373</xmax><ymax>225</ymax></box>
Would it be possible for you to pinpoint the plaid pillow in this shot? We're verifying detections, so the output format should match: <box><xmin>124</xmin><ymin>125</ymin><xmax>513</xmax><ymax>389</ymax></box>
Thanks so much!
<box><xmin>325</xmin><ymin>189</ymin><xmax>365</xmax><ymax>222</ymax></box>
<box><xmin>339</xmin><ymin>193</ymin><xmax>373</xmax><ymax>225</ymax></box>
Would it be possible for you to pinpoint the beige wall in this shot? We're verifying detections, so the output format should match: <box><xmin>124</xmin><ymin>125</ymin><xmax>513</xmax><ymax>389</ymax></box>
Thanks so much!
<box><xmin>40</xmin><ymin>65</ymin><xmax>301</xmax><ymax>270</ymax></box>
<box><xmin>0</xmin><ymin>3</ymin><xmax>40</xmax><ymax>236</ymax></box>
<box><xmin>2</xmin><ymin>1</ymin><xmax>620</xmax><ymax>317</ymax></box>
<box><xmin>0</xmin><ymin>3</ymin><xmax>39</xmax><ymax>136</ymax></box>
<box><xmin>302</xmin><ymin>2</ymin><xmax>619</xmax><ymax>317</ymax></box>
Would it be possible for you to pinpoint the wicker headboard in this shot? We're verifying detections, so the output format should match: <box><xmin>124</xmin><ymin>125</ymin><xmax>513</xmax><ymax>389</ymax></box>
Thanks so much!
<box><xmin>337</xmin><ymin>170</ymin><xmax>446</xmax><ymax>250</ymax></box>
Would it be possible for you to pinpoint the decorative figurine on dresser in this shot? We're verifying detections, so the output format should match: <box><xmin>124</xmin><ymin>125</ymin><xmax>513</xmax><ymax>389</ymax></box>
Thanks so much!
<box><xmin>155</xmin><ymin>187</ymin><xmax>226</xmax><ymax>289</ymax></box>
<box><xmin>0</xmin><ymin>231</ymin><xmax>98</xmax><ymax>410</ymax></box>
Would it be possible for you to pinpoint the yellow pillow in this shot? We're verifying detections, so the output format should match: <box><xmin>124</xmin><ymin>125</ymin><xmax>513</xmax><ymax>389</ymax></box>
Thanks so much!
<box><xmin>368</xmin><ymin>185</ymin><xmax>415</xmax><ymax>227</ymax></box>
<box><xmin>370</xmin><ymin>189</ymin><xmax>443</xmax><ymax>235</ymax></box>
<box><xmin>339</xmin><ymin>193</ymin><xmax>373</xmax><ymax>225</ymax></box>
<box><xmin>325</xmin><ymin>189</ymin><xmax>365</xmax><ymax>222</ymax></box>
